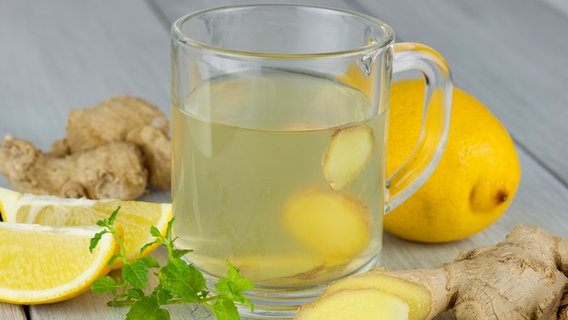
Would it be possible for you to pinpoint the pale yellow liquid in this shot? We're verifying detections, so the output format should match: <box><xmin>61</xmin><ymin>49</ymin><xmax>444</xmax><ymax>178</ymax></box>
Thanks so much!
<box><xmin>172</xmin><ymin>70</ymin><xmax>387</xmax><ymax>287</ymax></box>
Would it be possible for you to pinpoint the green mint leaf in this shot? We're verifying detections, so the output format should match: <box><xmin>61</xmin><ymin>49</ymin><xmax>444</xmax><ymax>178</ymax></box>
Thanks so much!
<box><xmin>165</xmin><ymin>218</ymin><xmax>175</xmax><ymax>238</ymax></box>
<box><xmin>108</xmin><ymin>206</ymin><xmax>121</xmax><ymax>225</ymax></box>
<box><xmin>139</xmin><ymin>255</ymin><xmax>160</xmax><ymax>269</ymax></box>
<box><xmin>227</xmin><ymin>261</ymin><xmax>254</xmax><ymax>292</ymax></box>
<box><xmin>216</xmin><ymin>278</ymin><xmax>254</xmax><ymax>310</ymax></box>
<box><xmin>216</xmin><ymin>261</ymin><xmax>254</xmax><ymax>310</ymax></box>
<box><xmin>153</xmin><ymin>284</ymin><xmax>173</xmax><ymax>305</ymax></box>
<box><xmin>89</xmin><ymin>231</ymin><xmax>105</xmax><ymax>253</ymax></box>
<box><xmin>150</xmin><ymin>226</ymin><xmax>163</xmax><ymax>238</ymax></box>
<box><xmin>159</xmin><ymin>259</ymin><xmax>206</xmax><ymax>301</ymax></box>
<box><xmin>140</xmin><ymin>241</ymin><xmax>159</xmax><ymax>255</ymax></box>
<box><xmin>91</xmin><ymin>276</ymin><xmax>118</xmax><ymax>294</ymax></box>
<box><xmin>172</xmin><ymin>248</ymin><xmax>192</xmax><ymax>260</ymax></box>
<box><xmin>123</xmin><ymin>259</ymin><xmax>149</xmax><ymax>290</ymax></box>
<box><xmin>126</xmin><ymin>288</ymin><xmax>145</xmax><ymax>299</ymax></box>
<box><xmin>125</xmin><ymin>296</ymin><xmax>169</xmax><ymax>320</ymax></box>
<box><xmin>210</xmin><ymin>296</ymin><xmax>240</xmax><ymax>320</ymax></box>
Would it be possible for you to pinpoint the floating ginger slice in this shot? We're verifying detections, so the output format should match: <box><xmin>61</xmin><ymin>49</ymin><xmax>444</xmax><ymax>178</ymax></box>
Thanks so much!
<box><xmin>232</xmin><ymin>254</ymin><xmax>325</xmax><ymax>285</ymax></box>
<box><xmin>322</xmin><ymin>124</ymin><xmax>375</xmax><ymax>190</ymax></box>
<box><xmin>282</xmin><ymin>185</ymin><xmax>371</xmax><ymax>266</ymax></box>
<box><xmin>295</xmin><ymin>288</ymin><xmax>409</xmax><ymax>320</ymax></box>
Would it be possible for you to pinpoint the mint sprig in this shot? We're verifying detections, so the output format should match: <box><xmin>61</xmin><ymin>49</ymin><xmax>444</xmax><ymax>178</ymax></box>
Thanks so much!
<box><xmin>90</xmin><ymin>207</ymin><xmax>254</xmax><ymax>320</ymax></box>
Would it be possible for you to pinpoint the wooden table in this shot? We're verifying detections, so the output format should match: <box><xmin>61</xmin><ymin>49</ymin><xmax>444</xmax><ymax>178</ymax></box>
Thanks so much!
<box><xmin>1</xmin><ymin>0</ymin><xmax>567</xmax><ymax>319</ymax></box>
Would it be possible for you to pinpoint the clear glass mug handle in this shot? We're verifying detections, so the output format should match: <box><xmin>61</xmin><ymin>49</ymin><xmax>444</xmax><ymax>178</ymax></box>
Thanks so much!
<box><xmin>385</xmin><ymin>42</ymin><xmax>453</xmax><ymax>213</ymax></box>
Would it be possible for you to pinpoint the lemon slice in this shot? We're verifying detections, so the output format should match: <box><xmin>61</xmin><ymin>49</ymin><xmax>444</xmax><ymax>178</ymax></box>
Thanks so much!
<box><xmin>0</xmin><ymin>222</ymin><xmax>117</xmax><ymax>304</ymax></box>
<box><xmin>0</xmin><ymin>187</ymin><xmax>171</xmax><ymax>267</ymax></box>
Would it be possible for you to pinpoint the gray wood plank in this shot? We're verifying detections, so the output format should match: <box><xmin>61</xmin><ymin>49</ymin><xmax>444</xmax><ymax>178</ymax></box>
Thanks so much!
<box><xmin>352</xmin><ymin>0</ymin><xmax>568</xmax><ymax>186</ymax></box>
<box><xmin>152</xmin><ymin>0</ymin><xmax>365</xmax><ymax>22</ymax></box>
<box><xmin>0</xmin><ymin>304</ymin><xmax>26</xmax><ymax>320</ymax></box>
<box><xmin>541</xmin><ymin>0</ymin><xmax>568</xmax><ymax>16</ymax></box>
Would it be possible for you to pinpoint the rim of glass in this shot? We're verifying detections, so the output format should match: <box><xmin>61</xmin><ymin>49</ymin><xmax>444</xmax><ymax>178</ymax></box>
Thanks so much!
<box><xmin>171</xmin><ymin>4</ymin><xmax>395</xmax><ymax>59</ymax></box>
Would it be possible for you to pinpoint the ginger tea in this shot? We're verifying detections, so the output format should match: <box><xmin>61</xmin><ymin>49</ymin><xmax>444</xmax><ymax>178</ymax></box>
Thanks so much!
<box><xmin>172</xmin><ymin>70</ymin><xmax>387</xmax><ymax>287</ymax></box>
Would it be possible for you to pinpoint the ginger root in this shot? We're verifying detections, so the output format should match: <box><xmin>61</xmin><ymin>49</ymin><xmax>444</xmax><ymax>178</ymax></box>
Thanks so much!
<box><xmin>0</xmin><ymin>95</ymin><xmax>172</xmax><ymax>200</ymax></box>
<box><xmin>51</xmin><ymin>95</ymin><xmax>171</xmax><ymax>189</ymax></box>
<box><xmin>0</xmin><ymin>96</ymin><xmax>171</xmax><ymax>200</ymax></box>
<box><xmin>295</xmin><ymin>225</ymin><xmax>568</xmax><ymax>320</ymax></box>
<box><xmin>0</xmin><ymin>136</ymin><xmax>147</xmax><ymax>200</ymax></box>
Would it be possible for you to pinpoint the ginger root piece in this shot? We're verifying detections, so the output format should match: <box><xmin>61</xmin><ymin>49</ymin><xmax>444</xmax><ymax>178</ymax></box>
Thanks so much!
<box><xmin>0</xmin><ymin>136</ymin><xmax>147</xmax><ymax>200</ymax></box>
<box><xmin>296</xmin><ymin>225</ymin><xmax>568</xmax><ymax>320</ymax></box>
<box><xmin>282</xmin><ymin>185</ymin><xmax>371</xmax><ymax>267</ymax></box>
<box><xmin>50</xmin><ymin>95</ymin><xmax>171</xmax><ymax>189</ymax></box>
<box><xmin>322</xmin><ymin>124</ymin><xmax>374</xmax><ymax>190</ymax></box>
<box><xmin>296</xmin><ymin>288</ymin><xmax>409</xmax><ymax>320</ymax></box>
<box><xmin>124</xmin><ymin>125</ymin><xmax>171</xmax><ymax>189</ymax></box>
<box><xmin>560</xmin><ymin>294</ymin><xmax>568</xmax><ymax>320</ymax></box>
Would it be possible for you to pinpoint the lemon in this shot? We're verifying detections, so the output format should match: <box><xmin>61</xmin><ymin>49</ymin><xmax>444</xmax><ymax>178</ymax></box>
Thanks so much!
<box><xmin>384</xmin><ymin>79</ymin><xmax>521</xmax><ymax>242</ymax></box>
<box><xmin>0</xmin><ymin>187</ymin><xmax>171</xmax><ymax>265</ymax></box>
<box><xmin>0</xmin><ymin>222</ymin><xmax>117</xmax><ymax>304</ymax></box>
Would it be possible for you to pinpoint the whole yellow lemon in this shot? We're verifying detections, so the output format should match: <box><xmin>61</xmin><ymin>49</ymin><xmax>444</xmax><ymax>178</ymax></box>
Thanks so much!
<box><xmin>384</xmin><ymin>79</ymin><xmax>521</xmax><ymax>243</ymax></box>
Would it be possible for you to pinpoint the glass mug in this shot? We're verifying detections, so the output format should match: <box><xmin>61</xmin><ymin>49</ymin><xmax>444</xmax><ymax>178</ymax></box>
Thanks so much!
<box><xmin>171</xmin><ymin>4</ymin><xmax>451</xmax><ymax>318</ymax></box>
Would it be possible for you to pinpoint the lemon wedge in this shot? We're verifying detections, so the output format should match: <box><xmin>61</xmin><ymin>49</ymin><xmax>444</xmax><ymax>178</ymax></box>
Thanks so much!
<box><xmin>0</xmin><ymin>222</ymin><xmax>117</xmax><ymax>304</ymax></box>
<box><xmin>0</xmin><ymin>187</ymin><xmax>171</xmax><ymax>267</ymax></box>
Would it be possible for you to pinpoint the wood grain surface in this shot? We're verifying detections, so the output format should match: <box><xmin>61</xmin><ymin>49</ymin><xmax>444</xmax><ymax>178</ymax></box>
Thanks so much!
<box><xmin>1</xmin><ymin>0</ymin><xmax>566</xmax><ymax>319</ymax></box>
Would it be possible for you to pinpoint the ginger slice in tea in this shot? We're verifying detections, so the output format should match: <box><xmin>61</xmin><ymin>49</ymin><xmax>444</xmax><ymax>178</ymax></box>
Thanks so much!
<box><xmin>322</xmin><ymin>124</ymin><xmax>375</xmax><ymax>190</ymax></box>
<box><xmin>231</xmin><ymin>254</ymin><xmax>326</xmax><ymax>285</ymax></box>
<box><xmin>282</xmin><ymin>185</ymin><xmax>371</xmax><ymax>266</ymax></box>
